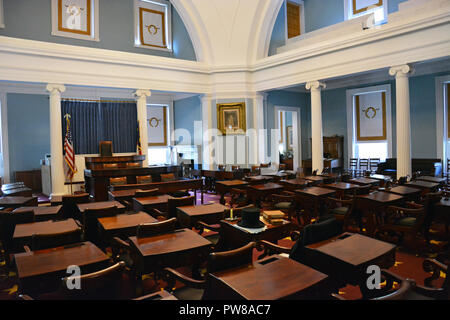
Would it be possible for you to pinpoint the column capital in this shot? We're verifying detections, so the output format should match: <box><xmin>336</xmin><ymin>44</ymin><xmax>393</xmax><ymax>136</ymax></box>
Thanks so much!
<box><xmin>389</xmin><ymin>64</ymin><xmax>414</xmax><ymax>77</ymax></box>
<box><xmin>134</xmin><ymin>89</ymin><xmax>151</xmax><ymax>98</ymax></box>
<box><xmin>305</xmin><ymin>81</ymin><xmax>326</xmax><ymax>91</ymax></box>
<box><xmin>46</xmin><ymin>84</ymin><xmax>66</xmax><ymax>94</ymax></box>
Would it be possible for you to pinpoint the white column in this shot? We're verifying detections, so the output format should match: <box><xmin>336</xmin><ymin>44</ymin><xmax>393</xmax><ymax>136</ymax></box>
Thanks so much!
<box><xmin>46</xmin><ymin>83</ymin><xmax>66</xmax><ymax>196</ymax></box>
<box><xmin>306</xmin><ymin>81</ymin><xmax>326</xmax><ymax>174</ymax></box>
<box><xmin>134</xmin><ymin>89</ymin><xmax>151</xmax><ymax>167</ymax></box>
<box><xmin>253</xmin><ymin>93</ymin><xmax>267</xmax><ymax>165</ymax></box>
<box><xmin>201</xmin><ymin>94</ymin><xmax>214</xmax><ymax>166</ymax></box>
<box><xmin>389</xmin><ymin>64</ymin><xmax>414</xmax><ymax>179</ymax></box>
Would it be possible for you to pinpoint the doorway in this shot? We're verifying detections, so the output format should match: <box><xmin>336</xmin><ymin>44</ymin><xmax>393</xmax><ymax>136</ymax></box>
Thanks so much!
<box><xmin>274</xmin><ymin>106</ymin><xmax>302</xmax><ymax>170</ymax></box>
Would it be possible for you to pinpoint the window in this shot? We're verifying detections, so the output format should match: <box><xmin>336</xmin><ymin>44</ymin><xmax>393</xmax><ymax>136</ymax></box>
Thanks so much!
<box><xmin>286</xmin><ymin>0</ymin><xmax>304</xmax><ymax>39</ymax></box>
<box><xmin>147</xmin><ymin>147</ymin><xmax>169</xmax><ymax>165</ymax></box>
<box><xmin>134</xmin><ymin>0</ymin><xmax>172</xmax><ymax>51</ymax></box>
<box><xmin>344</xmin><ymin>0</ymin><xmax>387</xmax><ymax>25</ymax></box>
<box><xmin>51</xmin><ymin>0</ymin><xmax>100</xmax><ymax>41</ymax></box>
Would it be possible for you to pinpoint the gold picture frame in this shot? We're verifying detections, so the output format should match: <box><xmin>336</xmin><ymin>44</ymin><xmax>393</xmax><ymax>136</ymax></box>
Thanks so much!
<box><xmin>148</xmin><ymin>107</ymin><xmax>168</xmax><ymax>146</ymax></box>
<box><xmin>352</xmin><ymin>0</ymin><xmax>383</xmax><ymax>15</ymax></box>
<box><xmin>217</xmin><ymin>102</ymin><xmax>246</xmax><ymax>135</ymax></box>
<box><xmin>356</xmin><ymin>91</ymin><xmax>387</xmax><ymax>141</ymax></box>
<box><xmin>139</xmin><ymin>7</ymin><xmax>167</xmax><ymax>49</ymax></box>
<box><xmin>57</xmin><ymin>0</ymin><xmax>92</xmax><ymax>36</ymax></box>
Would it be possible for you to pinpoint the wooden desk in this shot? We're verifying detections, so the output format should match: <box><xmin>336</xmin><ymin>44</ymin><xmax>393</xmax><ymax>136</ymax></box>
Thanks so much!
<box><xmin>383</xmin><ymin>186</ymin><xmax>422</xmax><ymax>201</ymax></box>
<box><xmin>247</xmin><ymin>183</ymin><xmax>284</xmax><ymax>207</ymax></box>
<box><xmin>97</xmin><ymin>211</ymin><xmax>157</xmax><ymax>240</ymax></box>
<box><xmin>132</xmin><ymin>194</ymin><xmax>174</xmax><ymax>214</ymax></box>
<box><xmin>49</xmin><ymin>193</ymin><xmax>91</xmax><ymax>206</ymax></box>
<box><xmin>13</xmin><ymin>218</ymin><xmax>80</xmax><ymax>250</ymax></box>
<box><xmin>14</xmin><ymin>241</ymin><xmax>109</xmax><ymax>294</ymax></box>
<box><xmin>207</xmin><ymin>255</ymin><xmax>330</xmax><ymax>300</ymax></box>
<box><xmin>355</xmin><ymin>192</ymin><xmax>404</xmax><ymax>236</ymax></box>
<box><xmin>349</xmin><ymin>177</ymin><xmax>380</xmax><ymax>186</ymax></box>
<box><xmin>370</xmin><ymin>174</ymin><xmax>392</xmax><ymax>187</ymax></box>
<box><xmin>177</xmin><ymin>203</ymin><xmax>227</xmax><ymax>230</ymax></box>
<box><xmin>416</xmin><ymin>176</ymin><xmax>446</xmax><ymax>185</ymax></box>
<box><xmin>0</xmin><ymin>196</ymin><xmax>37</xmax><ymax>209</ymax></box>
<box><xmin>12</xmin><ymin>205</ymin><xmax>63</xmax><ymax>222</ymax></box>
<box><xmin>304</xmin><ymin>233</ymin><xmax>396</xmax><ymax>296</ymax></box>
<box><xmin>294</xmin><ymin>187</ymin><xmax>336</xmax><ymax>222</ymax></box>
<box><xmin>128</xmin><ymin>229</ymin><xmax>212</xmax><ymax>292</ymax></box>
<box><xmin>216</xmin><ymin>218</ymin><xmax>293</xmax><ymax>252</ymax></box>
<box><xmin>406</xmin><ymin>180</ymin><xmax>440</xmax><ymax>194</ymax></box>
<box><xmin>322</xmin><ymin>182</ymin><xmax>360</xmax><ymax>198</ymax></box>
<box><xmin>108</xmin><ymin>178</ymin><xmax>203</xmax><ymax>204</ymax></box>
<box><xmin>215</xmin><ymin>180</ymin><xmax>249</xmax><ymax>205</ymax></box>
<box><xmin>304</xmin><ymin>176</ymin><xmax>325</xmax><ymax>185</ymax></box>
<box><xmin>434</xmin><ymin>198</ymin><xmax>450</xmax><ymax>234</ymax></box>
<box><xmin>76</xmin><ymin>201</ymin><xmax>125</xmax><ymax>214</ymax></box>
<box><xmin>279</xmin><ymin>178</ymin><xmax>309</xmax><ymax>191</ymax></box>
<box><xmin>244</xmin><ymin>175</ymin><xmax>273</xmax><ymax>185</ymax></box>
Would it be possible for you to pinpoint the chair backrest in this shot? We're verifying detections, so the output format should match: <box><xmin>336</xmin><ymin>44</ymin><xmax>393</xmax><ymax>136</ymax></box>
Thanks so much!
<box><xmin>369</xmin><ymin>158</ymin><xmax>380</xmax><ymax>170</ymax></box>
<box><xmin>289</xmin><ymin>218</ymin><xmax>342</xmax><ymax>263</ymax></box>
<box><xmin>260</xmin><ymin>163</ymin><xmax>270</xmax><ymax>168</ymax></box>
<box><xmin>109</xmin><ymin>177</ymin><xmax>127</xmax><ymax>186</ymax></box>
<box><xmin>422</xmin><ymin>191</ymin><xmax>443</xmax><ymax>230</ymax></box>
<box><xmin>84</xmin><ymin>205</ymin><xmax>118</xmax><ymax>219</ymax></box>
<box><xmin>136</xmin><ymin>175</ymin><xmax>153</xmax><ymax>184</ymax></box>
<box><xmin>349</xmin><ymin>158</ymin><xmax>358</xmax><ymax>169</ymax></box>
<box><xmin>83</xmin><ymin>205</ymin><xmax>118</xmax><ymax>242</ymax></box>
<box><xmin>1</xmin><ymin>210</ymin><xmax>35</xmax><ymax>243</ymax></box>
<box><xmin>136</xmin><ymin>217</ymin><xmax>177</xmax><ymax>238</ymax></box>
<box><xmin>397</xmin><ymin>176</ymin><xmax>408</xmax><ymax>185</ymax></box>
<box><xmin>218</xmin><ymin>165</ymin><xmax>226</xmax><ymax>171</ymax></box>
<box><xmin>231</xmin><ymin>165</ymin><xmax>240</xmax><ymax>171</ymax></box>
<box><xmin>135</xmin><ymin>188</ymin><xmax>159</xmax><ymax>198</ymax></box>
<box><xmin>99</xmin><ymin>141</ymin><xmax>113</xmax><ymax>157</ymax></box>
<box><xmin>354</xmin><ymin>185</ymin><xmax>371</xmax><ymax>195</ymax></box>
<box><xmin>61</xmin><ymin>193</ymin><xmax>90</xmax><ymax>219</ymax></box>
<box><xmin>103</xmin><ymin>163</ymin><xmax>118</xmax><ymax>169</ymax></box>
<box><xmin>31</xmin><ymin>228</ymin><xmax>83</xmax><ymax>251</ymax></box>
<box><xmin>160</xmin><ymin>173</ymin><xmax>176</xmax><ymax>182</ymax></box>
<box><xmin>167</xmin><ymin>196</ymin><xmax>196</xmax><ymax>218</ymax></box>
<box><xmin>61</xmin><ymin>261</ymin><xmax>126</xmax><ymax>300</ymax></box>
<box><xmin>359</xmin><ymin>158</ymin><xmax>369</xmax><ymax>170</ymax></box>
<box><xmin>127</xmin><ymin>162</ymin><xmax>141</xmax><ymax>168</ymax></box>
<box><xmin>207</xmin><ymin>242</ymin><xmax>255</xmax><ymax>274</ymax></box>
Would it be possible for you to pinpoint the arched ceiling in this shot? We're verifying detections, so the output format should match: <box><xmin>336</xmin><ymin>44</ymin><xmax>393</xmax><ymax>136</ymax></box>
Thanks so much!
<box><xmin>171</xmin><ymin>0</ymin><xmax>284</xmax><ymax>66</ymax></box>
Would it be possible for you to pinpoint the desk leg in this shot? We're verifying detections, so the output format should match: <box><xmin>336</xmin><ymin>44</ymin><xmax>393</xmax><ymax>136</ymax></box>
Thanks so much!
<box><xmin>194</xmin><ymin>189</ymin><xmax>197</xmax><ymax>205</ymax></box>
<box><xmin>201</xmin><ymin>188</ymin><xmax>204</xmax><ymax>204</ymax></box>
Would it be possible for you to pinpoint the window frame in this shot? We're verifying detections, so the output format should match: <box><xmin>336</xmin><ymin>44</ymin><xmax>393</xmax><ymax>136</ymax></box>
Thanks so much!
<box><xmin>134</xmin><ymin>0</ymin><xmax>172</xmax><ymax>52</ymax></box>
<box><xmin>343</xmin><ymin>0</ymin><xmax>388</xmax><ymax>25</ymax></box>
<box><xmin>284</xmin><ymin>0</ymin><xmax>305</xmax><ymax>42</ymax></box>
<box><xmin>346</xmin><ymin>84</ymin><xmax>393</xmax><ymax>167</ymax></box>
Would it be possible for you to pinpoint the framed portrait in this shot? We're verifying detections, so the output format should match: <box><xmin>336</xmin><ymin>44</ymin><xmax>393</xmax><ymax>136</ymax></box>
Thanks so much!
<box><xmin>217</xmin><ymin>102</ymin><xmax>246</xmax><ymax>135</ymax></box>
<box><xmin>0</xmin><ymin>0</ymin><xmax>4</xmax><ymax>29</ymax></box>
<box><xmin>51</xmin><ymin>0</ymin><xmax>99</xmax><ymax>41</ymax></box>
<box><xmin>287</xmin><ymin>126</ymin><xmax>293</xmax><ymax>150</ymax></box>
<box><xmin>134</xmin><ymin>0</ymin><xmax>172</xmax><ymax>51</ymax></box>
<box><xmin>147</xmin><ymin>105</ymin><xmax>168</xmax><ymax>146</ymax></box>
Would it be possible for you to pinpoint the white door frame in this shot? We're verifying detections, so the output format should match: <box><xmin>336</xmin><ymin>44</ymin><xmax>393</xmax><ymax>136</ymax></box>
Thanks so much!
<box><xmin>436</xmin><ymin>75</ymin><xmax>450</xmax><ymax>174</ymax></box>
<box><xmin>274</xmin><ymin>106</ymin><xmax>302</xmax><ymax>170</ymax></box>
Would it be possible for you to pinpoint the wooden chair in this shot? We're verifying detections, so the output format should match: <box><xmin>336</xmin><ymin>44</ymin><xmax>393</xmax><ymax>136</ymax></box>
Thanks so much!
<box><xmin>218</xmin><ymin>165</ymin><xmax>226</xmax><ymax>171</ymax></box>
<box><xmin>359</xmin><ymin>158</ymin><xmax>369</xmax><ymax>175</ymax></box>
<box><xmin>269</xmin><ymin>192</ymin><xmax>297</xmax><ymax>223</ymax></box>
<box><xmin>134</xmin><ymin>188</ymin><xmax>159</xmax><ymax>198</ymax></box>
<box><xmin>60</xmin><ymin>261</ymin><xmax>126</xmax><ymax>300</ymax></box>
<box><xmin>61</xmin><ymin>193</ymin><xmax>90</xmax><ymax>220</ymax></box>
<box><xmin>109</xmin><ymin>177</ymin><xmax>127</xmax><ymax>186</ymax></box>
<box><xmin>103</xmin><ymin>163</ymin><xmax>119</xmax><ymax>169</ymax></box>
<box><xmin>136</xmin><ymin>175</ymin><xmax>152</xmax><ymax>184</ymax></box>
<box><xmin>99</xmin><ymin>141</ymin><xmax>113</xmax><ymax>157</ymax></box>
<box><xmin>83</xmin><ymin>205</ymin><xmax>118</xmax><ymax>244</ymax></box>
<box><xmin>369</xmin><ymin>158</ymin><xmax>380</xmax><ymax>173</ymax></box>
<box><xmin>348</xmin><ymin>158</ymin><xmax>358</xmax><ymax>177</ymax></box>
<box><xmin>231</xmin><ymin>165</ymin><xmax>240</xmax><ymax>171</ymax></box>
<box><xmin>331</xmin><ymin>270</ymin><xmax>415</xmax><ymax>300</ymax></box>
<box><xmin>324</xmin><ymin>196</ymin><xmax>362</xmax><ymax>232</ymax></box>
<box><xmin>229</xmin><ymin>187</ymin><xmax>251</xmax><ymax>207</ymax></box>
<box><xmin>127</xmin><ymin>162</ymin><xmax>141</xmax><ymax>168</ymax></box>
<box><xmin>136</xmin><ymin>217</ymin><xmax>177</xmax><ymax>238</ymax></box>
<box><xmin>260</xmin><ymin>163</ymin><xmax>270</xmax><ymax>168</ymax></box>
<box><xmin>375</xmin><ymin>192</ymin><xmax>442</xmax><ymax>245</ymax></box>
<box><xmin>153</xmin><ymin>196</ymin><xmax>195</xmax><ymax>220</ymax></box>
<box><xmin>28</xmin><ymin>228</ymin><xmax>83</xmax><ymax>251</ymax></box>
<box><xmin>160</xmin><ymin>173</ymin><xmax>176</xmax><ymax>182</ymax></box>
<box><xmin>250</xmin><ymin>166</ymin><xmax>260</xmax><ymax>176</ymax></box>
<box><xmin>279</xmin><ymin>164</ymin><xmax>287</xmax><ymax>171</ymax></box>
<box><xmin>163</xmin><ymin>242</ymin><xmax>256</xmax><ymax>300</ymax></box>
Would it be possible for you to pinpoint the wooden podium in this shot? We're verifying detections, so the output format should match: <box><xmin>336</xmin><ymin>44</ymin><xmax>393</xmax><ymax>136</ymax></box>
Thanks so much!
<box><xmin>84</xmin><ymin>155</ymin><xmax>182</xmax><ymax>201</ymax></box>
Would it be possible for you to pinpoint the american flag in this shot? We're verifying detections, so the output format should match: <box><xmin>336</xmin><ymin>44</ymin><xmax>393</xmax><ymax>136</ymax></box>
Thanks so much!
<box><xmin>64</xmin><ymin>114</ymin><xmax>77</xmax><ymax>179</ymax></box>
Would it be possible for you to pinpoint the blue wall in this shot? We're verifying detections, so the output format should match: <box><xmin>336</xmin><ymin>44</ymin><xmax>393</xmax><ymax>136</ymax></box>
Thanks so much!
<box><xmin>0</xmin><ymin>0</ymin><xmax>197</xmax><ymax>61</ymax></box>
<box><xmin>268</xmin><ymin>1</ymin><xmax>286</xmax><ymax>56</ymax></box>
<box><xmin>7</xmin><ymin>93</ymin><xmax>50</xmax><ymax>181</ymax></box>
<box><xmin>173</xmin><ymin>95</ymin><xmax>201</xmax><ymax>144</ymax></box>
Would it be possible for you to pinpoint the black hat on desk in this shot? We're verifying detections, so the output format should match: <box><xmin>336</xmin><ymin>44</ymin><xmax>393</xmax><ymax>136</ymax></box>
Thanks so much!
<box><xmin>237</xmin><ymin>207</ymin><xmax>265</xmax><ymax>228</ymax></box>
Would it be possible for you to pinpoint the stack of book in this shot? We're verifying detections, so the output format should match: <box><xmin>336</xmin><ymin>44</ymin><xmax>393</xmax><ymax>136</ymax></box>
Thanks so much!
<box><xmin>262</xmin><ymin>210</ymin><xmax>286</xmax><ymax>225</ymax></box>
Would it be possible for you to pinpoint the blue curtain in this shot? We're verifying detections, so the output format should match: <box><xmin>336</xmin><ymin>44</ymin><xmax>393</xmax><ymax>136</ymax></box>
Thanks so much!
<box><xmin>61</xmin><ymin>100</ymin><xmax>138</xmax><ymax>154</ymax></box>
<box><xmin>100</xmin><ymin>101</ymin><xmax>138</xmax><ymax>153</ymax></box>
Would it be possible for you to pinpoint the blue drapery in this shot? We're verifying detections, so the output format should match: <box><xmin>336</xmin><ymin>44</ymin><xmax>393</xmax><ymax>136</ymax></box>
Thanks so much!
<box><xmin>61</xmin><ymin>100</ymin><xmax>138</xmax><ymax>154</ymax></box>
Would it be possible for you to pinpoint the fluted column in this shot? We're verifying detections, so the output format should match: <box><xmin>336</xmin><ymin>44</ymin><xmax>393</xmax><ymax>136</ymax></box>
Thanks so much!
<box><xmin>134</xmin><ymin>89</ymin><xmax>151</xmax><ymax>167</ymax></box>
<box><xmin>306</xmin><ymin>81</ymin><xmax>326</xmax><ymax>174</ymax></box>
<box><xmin>253</xmin><ymin>93</ymin><xmax>267</xmax><ymax>164</ymax></box>
<box><xmin>201</xmin><ymin>94</ymin><xmax>214</xmax><ymax>166</ymax></box>
<box><xmin>46</xmin><ymin>83</ymin><xmax>66</xmax><ymax>196</ymax></box>
<box><xmin>389</xmin><ymin>64</ymin><xmax>414</xmax><ymax>179</ymax></box>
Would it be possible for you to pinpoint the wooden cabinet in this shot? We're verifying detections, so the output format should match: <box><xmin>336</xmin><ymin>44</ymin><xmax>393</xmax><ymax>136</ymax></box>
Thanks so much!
<box><xmin>303</xmin><ymin>136</ymin><xmax>344</xmax><ymax>174</ymax></box>
<box><xmin>14</xmin><ymin>169</ymin><xmax>42</xmax><ymax>192</ymax></box>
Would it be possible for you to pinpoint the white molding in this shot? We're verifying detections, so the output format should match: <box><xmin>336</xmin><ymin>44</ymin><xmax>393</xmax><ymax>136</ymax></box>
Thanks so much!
<box><xmin>435</xmin><ymin>74</ymin><xmax>450</xmax><ymax>171</ymax></box>
<box><xmin>51</xmin><ymin>0</ymin><xmax>100</xmax><ymax>42</ymax></box>
<box><xmin>0</xmin><ymin>92</ymin><xmax>9</xmax><ymax>183</ymax></box>
<box><xmin>346</xmin><ymin>84</ymin><xmax>392</xmax><ymax>168</ymax></box>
